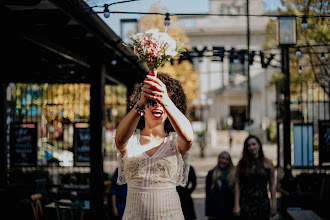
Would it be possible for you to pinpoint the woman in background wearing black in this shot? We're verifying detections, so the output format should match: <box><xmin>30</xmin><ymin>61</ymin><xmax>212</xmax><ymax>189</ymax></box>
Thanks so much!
<box><xmin>177</xmin><ymin>165</ymin><xmax>197</xmax><ymax>220</ymax></box>
<box><xmin>205</xmin><ymin>151</ymin><xmax>235</xmax><ymax>220</ymax></box>
<box><xmin>233</xmin><ymin>135</ymin><xmax>277</xmax><ymax>219</ymax></box>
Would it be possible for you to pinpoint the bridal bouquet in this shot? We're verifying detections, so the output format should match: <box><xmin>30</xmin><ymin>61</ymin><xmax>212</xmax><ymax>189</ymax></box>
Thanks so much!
<box><xmin>130</xmin><ymin>29</ymin><xmax>186</xmax><ymax>77</ymax></box>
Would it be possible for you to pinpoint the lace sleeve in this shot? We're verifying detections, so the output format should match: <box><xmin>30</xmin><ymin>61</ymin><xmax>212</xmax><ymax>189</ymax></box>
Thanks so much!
<box><xmin>179</xmin><ymin>149</ymin><xmax>191</xmax><ymax>187</ymax></box>
<box><xmin>115</xmin><ymin>131</ymin><xmax>139</xmax><ymax>185</ymax></box>
<box><xmin>172</xmin><ymin>133</ymin><xmax>191</xmax><ymax>187</ymax></box>
<box><xmin>116</xmin><ymin>150</ymin><xmax>126</xmax><ymax>185</ymax></box>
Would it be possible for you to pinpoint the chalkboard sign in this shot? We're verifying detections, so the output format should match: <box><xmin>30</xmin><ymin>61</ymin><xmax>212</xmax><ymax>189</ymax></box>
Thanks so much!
<box><xmin>319</xmin><ymin>120</ymin><xmax>330</xmax><ymax>167</ymax></box>
<box><xmin>74</xmin><ymin>123</ymin><xmax>90</xmax><ymax>165</ymax></box>
<box><xmin>10</xmin><ymin>123</ymin><xmax>37</xmax><ymax>167</ymax></box>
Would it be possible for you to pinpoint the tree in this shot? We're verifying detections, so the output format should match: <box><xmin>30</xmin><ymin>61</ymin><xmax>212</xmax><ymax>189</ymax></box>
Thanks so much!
<box><xmin>138</xmin><ymin>3</ymin><xmax>199</xmax><ymax>117</ymax></box>
<box><xmin>265</xmin><ymin>0</ymin><xmax>329</xmax><ymax>97</ymax></box>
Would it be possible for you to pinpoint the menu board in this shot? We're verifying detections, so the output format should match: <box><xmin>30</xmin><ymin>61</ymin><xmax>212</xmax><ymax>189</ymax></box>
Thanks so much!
<box><xmin>319</xmin><ymin>120</ymin><xmax>330</xmax><ymax>167</ymax></box>
<box><xmin>74</xmin><ymin>123</ymin><xmax>90</xmax><ymax>165</ymax></box>
<box><xmin>10</xmin><ymin>123</ymin><xmax>37</xmax><ymax>167</ymax></box>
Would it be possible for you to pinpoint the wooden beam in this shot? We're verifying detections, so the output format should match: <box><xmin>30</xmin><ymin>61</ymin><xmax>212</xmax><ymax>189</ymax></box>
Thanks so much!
<box><xmin>24</xmin><ymin>33</ymin><xmax>91</xmax><ymax>68</ymax></box>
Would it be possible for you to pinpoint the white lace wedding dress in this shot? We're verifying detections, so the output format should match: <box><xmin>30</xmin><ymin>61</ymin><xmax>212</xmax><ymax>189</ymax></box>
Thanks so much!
<box><xmin>116</xmin><ymin>131</ymin><xmax>190</xmax><ymax>220</ymax></box>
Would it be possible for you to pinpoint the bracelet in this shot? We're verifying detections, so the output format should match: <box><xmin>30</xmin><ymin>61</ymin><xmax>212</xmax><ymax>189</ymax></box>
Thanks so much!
<box><xmin>134</xmin><ymin>103</ymin><xmax>145</xmax><ymax>116</ymax></box>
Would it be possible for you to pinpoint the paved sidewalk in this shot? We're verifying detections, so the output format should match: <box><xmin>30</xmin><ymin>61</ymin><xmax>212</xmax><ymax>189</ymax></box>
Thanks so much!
<box><xmin>189</xmin><ymin>142</ymin><xmax>280</xmax><ymax>220</ymax></box>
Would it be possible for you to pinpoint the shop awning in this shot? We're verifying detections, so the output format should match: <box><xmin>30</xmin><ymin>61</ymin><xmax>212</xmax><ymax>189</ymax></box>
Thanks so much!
<box><xmin>1</xmin><ymin>0</ymin><xmax>148</xmax><ymax>85</ymax></box>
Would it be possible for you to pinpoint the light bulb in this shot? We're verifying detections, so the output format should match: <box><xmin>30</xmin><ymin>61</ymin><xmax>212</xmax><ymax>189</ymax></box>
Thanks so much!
<box><xmin>296</xmin><ymin>47</ymin><xmax>301</xmax><ymax>56</ymax></box>
<box><xmin>301</xmin><ymin>16</ymin><xmax>308</xmax><ymax>29</ymax></box>
<box><xmin>164</xmin><ymin>13</ymin><xmax>170</xmax><ymax>26</ymax></box>
<box><xmin>104</xmin><ymin>11</ymin><xmax>110</xmax><ymax>18</ymax></box>
<box><xmin>103</xmin><ymin>4</ymin><xmax>110</xmax><ymax>18</ymax></box>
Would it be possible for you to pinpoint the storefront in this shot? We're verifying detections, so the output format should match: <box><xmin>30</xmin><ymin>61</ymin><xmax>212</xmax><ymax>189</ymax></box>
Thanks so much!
<box><xmin>0</xmin><ymin>0</ymin><xmax>148</xmax><ymax>219</ymax></box>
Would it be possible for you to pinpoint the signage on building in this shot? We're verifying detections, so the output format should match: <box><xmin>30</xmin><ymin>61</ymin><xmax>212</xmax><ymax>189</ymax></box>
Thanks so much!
<box><xmin>10</xmin><ymin>123</ymin><xmax>37</xmax><ymax>167</ymax></box>
<box><xmin>74</xmin><ymin>123</ymin><xmax>90</xmax><ymax>166</ymax></box>
<box><xmin>178</xmin><ymin>47</ymin><xmax>275</xmax><ymax>69</ymax></box>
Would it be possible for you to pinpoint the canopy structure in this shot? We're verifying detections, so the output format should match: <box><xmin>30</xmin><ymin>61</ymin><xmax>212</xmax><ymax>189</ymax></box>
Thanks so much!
<box><xmin>1</xmin><ymin>0</ymin><xmax>148</xmax><ymax>84</ymax></box>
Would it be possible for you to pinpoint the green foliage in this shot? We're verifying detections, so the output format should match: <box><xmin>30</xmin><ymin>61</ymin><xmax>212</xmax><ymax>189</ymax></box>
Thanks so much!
<box><xmin>267</xmin><ymin>121</ymin><xmax>278</xmax><ymax>143</ymax></box>
<box><xmin>313</xmin><ymin>140</ymin><xmax>319</xmax><ymax>151</ymax></box>
<box><xmin>265</xmin><ymin>0</ymin><xmax>329</xmax><ymax>96</ymax></box>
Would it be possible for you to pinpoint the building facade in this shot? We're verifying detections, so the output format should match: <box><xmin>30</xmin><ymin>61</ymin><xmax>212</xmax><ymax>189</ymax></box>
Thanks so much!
<box><xmin>180</xmin><ymin>0</ymin><xmax>277</xmax><ymax>141</ymax></box>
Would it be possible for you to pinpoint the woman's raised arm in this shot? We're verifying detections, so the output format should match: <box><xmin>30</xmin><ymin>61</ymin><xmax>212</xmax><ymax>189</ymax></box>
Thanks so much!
<box><xmin>143</xmin><ymin>75</ymin><xmax>194</xmax><ymax>155</ymax></box>
<box><xmin>115</xmin><ymin>86</ymin><xmax>149</xmax><ymax>155</ymax></box>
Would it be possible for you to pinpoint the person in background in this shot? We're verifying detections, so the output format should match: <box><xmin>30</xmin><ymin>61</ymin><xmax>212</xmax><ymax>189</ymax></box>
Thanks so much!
<box><xmin>229</xmin><ymin>128</ymin><xmax>234</xmax><ymax>149</ymax></box>
<box><xmin>205</xmin><ymin>151</ymin><xmax>235</xmax><ymax>220</ymax></box>
<box><xmin>233</xmin><ymin>135</ymin><xmax>277</xmax><ymax>220</ymax></box>
<box><xmin>110</xmin><ymin>168</ymin><xmax>127</xmax><ymax>220</ymax></box>
<box><xmin>177</xmin><ymin>165</ymin><xmax>197</xmax><ymax>220</ymax></box>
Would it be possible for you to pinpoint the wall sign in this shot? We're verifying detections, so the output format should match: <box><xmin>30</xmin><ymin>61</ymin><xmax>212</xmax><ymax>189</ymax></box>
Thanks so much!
<box><xmin>10</xmin><ymin>123</ymin><xmax>37</xmax><ymax>167</ymax></box>
<box><xmin>74</xmin><ymin>123</ymin><xmax>90</xmax><ymax>166</ymax></box>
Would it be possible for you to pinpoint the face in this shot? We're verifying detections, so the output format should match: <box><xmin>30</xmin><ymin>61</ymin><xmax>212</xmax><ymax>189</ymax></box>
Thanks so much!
<box><xmin>144</xmin><ymin>103</ymin><xmax>167</xmax><ymax>125</ymax></box>
<box><xmin>247</xmin><ymin>137</ymin><xmax>260</xmax><ymax>158</ymax></box>
<box><xmin>218</xmin><ymin>153</ymin><xmax>231</xmax><ymax>170</ymax></box>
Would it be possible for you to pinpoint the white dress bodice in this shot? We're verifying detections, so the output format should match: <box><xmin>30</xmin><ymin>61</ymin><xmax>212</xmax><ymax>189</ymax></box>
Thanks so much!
<box><xmin>116</xmin><ymin>131</ymin><xmax>190</xmax><ymax>220</ymax></box>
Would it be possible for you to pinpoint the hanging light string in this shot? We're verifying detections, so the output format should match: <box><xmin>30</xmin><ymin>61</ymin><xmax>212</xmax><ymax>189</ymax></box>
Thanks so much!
<box><xmin>82</xmin><ymin>5</ymin><xmax>330</xmax><ymax>22</ymax></box>
<box><xmin>264</xmin><ymin>44</ymin><xmax>329</xmax><ymax>61</ymax></box>
<box><xmin>84</xmin><ymin>9</ymin><xmax>330</xmax><ymax>18</ymax></box>
<box><xmin>82</xmin><ymin>5</ymin><xmax>329</xmax><ymax>61</ymax></box>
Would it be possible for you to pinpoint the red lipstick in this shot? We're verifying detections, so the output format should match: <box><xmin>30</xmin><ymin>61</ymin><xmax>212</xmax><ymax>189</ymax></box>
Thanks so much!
<box><xmin>151</xmin><ymin>107</ymin><xmax>164</xmax><ymax>119</ymax></box>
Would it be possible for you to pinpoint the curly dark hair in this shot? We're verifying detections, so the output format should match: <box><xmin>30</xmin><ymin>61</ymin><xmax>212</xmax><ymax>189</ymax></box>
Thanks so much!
<box><xmin>128</xmin><ymin>72</ymin><xmax>187</xmax><ymax>133</ymax></box>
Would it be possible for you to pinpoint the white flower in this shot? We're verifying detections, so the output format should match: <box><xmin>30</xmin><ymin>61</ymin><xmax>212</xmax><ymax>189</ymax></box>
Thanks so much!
<box><xmin>129</xmin><ymin>28</ymin><xmax>185</xmax><ymax>70</ymax></box>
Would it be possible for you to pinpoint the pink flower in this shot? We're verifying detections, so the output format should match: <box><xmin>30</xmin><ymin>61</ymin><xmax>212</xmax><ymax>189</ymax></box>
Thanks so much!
<box><xmin>130</xmin><ymin>29</ymin><xmax>185</xmax><ymax>71</ymax></box>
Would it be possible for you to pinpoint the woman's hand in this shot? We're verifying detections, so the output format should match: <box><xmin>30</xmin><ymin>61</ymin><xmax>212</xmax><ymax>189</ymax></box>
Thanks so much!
<box><xmin>233</xmin><ymin>205</ymin><xmax>240</xmax><ymax>216</ymax></box>
<box><xmin>112</xmin><ymin>207</ymin><xmax>118</xmax><ymax>216</ymax></box>
<box><xmin>141</xmin><ymin>75</ymin><xmax>171</xmax><ymax>107</ymax></box>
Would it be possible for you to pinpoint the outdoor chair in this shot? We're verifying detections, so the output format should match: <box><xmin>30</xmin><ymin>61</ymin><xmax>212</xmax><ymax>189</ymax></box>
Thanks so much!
<box><xmin>54</xmin><ymin>200</ymin><xmax>84</xmax><ymax>220</ymax></box>
<box><xmin>30</xmin><ymin>193</ymin><xmax>43</xmax><ymax>220</ymax></box>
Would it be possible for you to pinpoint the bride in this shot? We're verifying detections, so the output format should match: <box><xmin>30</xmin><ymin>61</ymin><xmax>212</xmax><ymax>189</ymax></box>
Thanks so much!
<box><xmin>115</xmin><ymin>72</ymin><xmax>194</xmax><ymax>220</ymax></box>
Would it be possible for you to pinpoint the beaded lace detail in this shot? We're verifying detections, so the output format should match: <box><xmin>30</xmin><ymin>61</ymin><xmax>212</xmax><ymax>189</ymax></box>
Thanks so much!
<box><xmin>116</xmin><ymin>131</ymin><xmax>190</xmax><ymax>188</ymax></box>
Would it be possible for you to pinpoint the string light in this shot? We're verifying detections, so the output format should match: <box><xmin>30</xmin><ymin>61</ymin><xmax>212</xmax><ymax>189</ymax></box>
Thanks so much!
<box><xmin>296</xmin><ymin>47</ymin><xmax>301</xmax><ymax>56</ymax></box>
<box><xmin>301</xmin><ymin>15</ymin><xmax>308</xmax><ymax>29</ymax></box>
<box><xmin>321</xmin><ymin>52</ymin><xmax>325</xmax><ymax>61</ymax></box>
<box><xmin>164</xmin><ymin>13</ymin><xmax>170</xmax><ymax>26</ymax></box>
<box><xmin>111</xmin><ymin>59</ymin><xmax>117</xmax><ymax>65</ymax></box>
<box><xmin>103</xmin><ymin>4</ymin><xmax>110</xmax><ymax>18</ymax></box>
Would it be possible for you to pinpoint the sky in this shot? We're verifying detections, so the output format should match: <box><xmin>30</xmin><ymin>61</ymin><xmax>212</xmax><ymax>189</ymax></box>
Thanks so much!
<box><xmin>85</xmin><ymin>0</ymin><xmax>284</xmax><ymax>36</ymax></box>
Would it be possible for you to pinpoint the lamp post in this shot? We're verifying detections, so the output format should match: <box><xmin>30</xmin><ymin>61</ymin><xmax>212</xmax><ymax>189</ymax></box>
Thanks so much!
<box><xmin>198</xmin><ymin>94</ymin><xmax>213</xmax><ymax>157</ymax></box>
<box><xmin>277</xmin><ymin>16</ymin><xmax>296</xmax><ymax>171</ymax></box>
<box><xmin>246</xmin><ymin>0</ymin><xmax>252</xmax><ymax>125</ymax></box>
